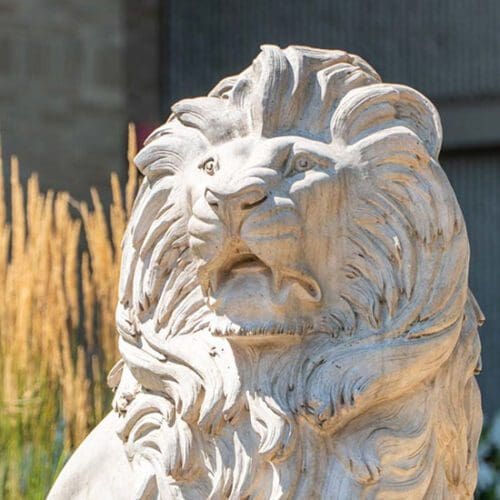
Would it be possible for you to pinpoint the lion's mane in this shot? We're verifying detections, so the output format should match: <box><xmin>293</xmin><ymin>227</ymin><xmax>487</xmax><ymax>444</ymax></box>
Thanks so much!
<box><xmin>113</xmin><ymin>46</ymin><xmax>482</xmax><ymax>499</ymax></box>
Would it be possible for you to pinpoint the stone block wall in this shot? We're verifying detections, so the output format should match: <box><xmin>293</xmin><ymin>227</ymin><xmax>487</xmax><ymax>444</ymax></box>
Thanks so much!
<box><xmin>0</xmin><ymin>0</ymin><xmax>126</xmax><ymax>201</ymax></box>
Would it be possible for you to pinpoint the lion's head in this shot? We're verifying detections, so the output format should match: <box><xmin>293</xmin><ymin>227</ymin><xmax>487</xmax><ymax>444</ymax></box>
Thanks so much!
<box><xmin>114</xmin><ymin>46</ymin><xmax>482</xmax><ymax>498</ymax></box>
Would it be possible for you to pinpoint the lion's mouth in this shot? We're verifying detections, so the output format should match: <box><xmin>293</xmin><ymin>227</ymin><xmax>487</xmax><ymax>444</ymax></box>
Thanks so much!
<box><xmin>211</xmin><ymin>253</ymin><xmax>267</xmax><ymax>291</ymax></box>
<box><xmin>202</xmin><ymin>250</ymin><xmax>322</xmax><ymax>304</ymax></box>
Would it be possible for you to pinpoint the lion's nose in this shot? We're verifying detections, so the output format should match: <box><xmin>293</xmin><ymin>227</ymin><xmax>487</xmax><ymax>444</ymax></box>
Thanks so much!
<box><xmin>204</xmin><ymin>185</ymin><xmax>268</xmax><ymax>226</ymax></box>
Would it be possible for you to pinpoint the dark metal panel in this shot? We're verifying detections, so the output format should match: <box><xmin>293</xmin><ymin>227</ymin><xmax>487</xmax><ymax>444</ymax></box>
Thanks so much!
<box><xmin>164</xmin><ymin>0</ymin><xmax>500</xmax><ymax>109</ymax></box>
<box><xmin>439</xmin><ymin>102</ymin><xmax>500</xmax><ymax>150</ymax></box>
<box><xmin>442</xmin><ymin>153</ymin><xmax>500</xmax><ymax>417</ymax></box>
<box><xmin>125</xmin><ymin>0</ymin><xmax>163</xmax><ymax>124</ymax></box>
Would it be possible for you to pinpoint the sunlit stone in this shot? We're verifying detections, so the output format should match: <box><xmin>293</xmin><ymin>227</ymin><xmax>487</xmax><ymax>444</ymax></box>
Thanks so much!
<box><xmin>49</xmin><ymin>45</ymin><xmax>483</xmax><ymax>499</ymax></box>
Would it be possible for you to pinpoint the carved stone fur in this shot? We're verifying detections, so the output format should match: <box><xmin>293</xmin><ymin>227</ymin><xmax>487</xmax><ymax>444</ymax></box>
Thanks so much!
<box><xmin>50</xmin><ymin>45</ymin><xmax>483</xmax><ymax>500</ymax></box>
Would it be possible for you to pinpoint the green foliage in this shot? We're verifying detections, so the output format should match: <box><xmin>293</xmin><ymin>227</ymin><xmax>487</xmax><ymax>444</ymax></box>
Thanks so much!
<box><xmin>0</xmin><ymin>384</ymin><xmax>67</xmax><ymax>499</ymax></box>
<box><xmin>477</xmin><ymin>413</ymin><xmax>500</xmax><ymax>499</ymax></box>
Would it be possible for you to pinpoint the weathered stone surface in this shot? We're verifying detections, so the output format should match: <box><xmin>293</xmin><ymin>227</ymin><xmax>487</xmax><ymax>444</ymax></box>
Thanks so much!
<box><xmin>49</xmin><ymin>45</ymin><xmax>483</xmax><ymax>499</ymax></box>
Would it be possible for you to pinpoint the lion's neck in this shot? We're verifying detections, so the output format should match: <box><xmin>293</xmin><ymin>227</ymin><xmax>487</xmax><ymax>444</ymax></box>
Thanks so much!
<box><xmin>117</xmin><ymin>332</ymin><xmax>476</xmax><ymax>499</ymax></box>
<box><xmin>119</xmin><ymin>378</ymin><xmax>457</xmax><ymax>499</ymax></box>
<box><xmin>117</xmin><ymin>288</ymin><xmax>482</xmax><ymax>499</ymax></box>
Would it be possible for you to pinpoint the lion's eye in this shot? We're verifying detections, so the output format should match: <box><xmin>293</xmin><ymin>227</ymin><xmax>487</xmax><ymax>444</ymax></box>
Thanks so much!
<box><xmin>288</xmin><ymin>154</ymin><xmax>313</xmax><ymax>176</ymax></box>
<box><xmin>200</xmin><ymin>158</ymin><xmax>218</xmax><ymax>176</ymax></box>
<box><xmin>295</xmin><ymin>157</ymin><xmax>310</xmax><ymax>171</ymax></box>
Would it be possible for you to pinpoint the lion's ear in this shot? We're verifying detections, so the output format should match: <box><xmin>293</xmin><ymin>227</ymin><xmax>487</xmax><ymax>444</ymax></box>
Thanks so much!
<box><xmin>330</xmin><ymin>84</ymin><xmax>442</xmax><ymax>159</ymax></box>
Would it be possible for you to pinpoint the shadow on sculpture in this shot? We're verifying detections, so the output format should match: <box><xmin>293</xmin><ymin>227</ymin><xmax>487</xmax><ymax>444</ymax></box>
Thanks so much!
<box><xmin>49</xmin><ymin>45</ymin><xmax>483</xmax><ymax>499</ymax></box>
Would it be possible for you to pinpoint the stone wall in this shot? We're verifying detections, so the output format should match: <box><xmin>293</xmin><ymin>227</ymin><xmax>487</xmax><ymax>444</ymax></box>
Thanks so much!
<box><xmin>0</xmin><ymin>0</ymin><xmax>126</xmax><ymax>201</ymax></box>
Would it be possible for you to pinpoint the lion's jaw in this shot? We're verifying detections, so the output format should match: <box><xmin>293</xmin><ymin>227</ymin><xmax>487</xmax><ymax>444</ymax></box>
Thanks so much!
<box><xmin>185</xmin><ymin>135</ymin><xmax>342</xmax><ymax>338</ymax></box>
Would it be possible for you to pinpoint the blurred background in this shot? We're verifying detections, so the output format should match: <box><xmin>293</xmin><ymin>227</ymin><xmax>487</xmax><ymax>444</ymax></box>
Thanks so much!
<box><xmin>0</xmin><ymin>0</ymin><xmax>499</xmax><ymax>497</ymax></box>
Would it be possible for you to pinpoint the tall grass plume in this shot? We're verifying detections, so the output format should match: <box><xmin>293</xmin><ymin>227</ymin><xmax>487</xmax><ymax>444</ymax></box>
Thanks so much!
<box><xmin>0</xmin><ymin>125</ymin><xmax>138</xmax><ymax>499</ymax></box>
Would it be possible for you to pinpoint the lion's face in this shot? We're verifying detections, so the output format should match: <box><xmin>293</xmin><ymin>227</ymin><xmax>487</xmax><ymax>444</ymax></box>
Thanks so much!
<box><xmin>124</xmin><ymin>44</ymin><xmax>458</xmax><ymax>350</ymax></box>
<box><xmin>184</xmin><ymin>134</ymin><xmax>344</xmax><ymax>337</ymax></box>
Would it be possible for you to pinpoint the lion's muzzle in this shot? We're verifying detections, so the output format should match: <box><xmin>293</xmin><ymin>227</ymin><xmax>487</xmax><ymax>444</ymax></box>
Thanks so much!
<box><xmin>188</xmin><ymin>177</ymin><xmax>322</xmax><ymax>337</ymax></box>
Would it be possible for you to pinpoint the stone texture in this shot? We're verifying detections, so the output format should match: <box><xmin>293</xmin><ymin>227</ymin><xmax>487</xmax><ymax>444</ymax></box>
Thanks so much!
<box><xmin>49</xmin><ymin>45</ymin><xmax>483</xmax><ymax>499</ymax></box>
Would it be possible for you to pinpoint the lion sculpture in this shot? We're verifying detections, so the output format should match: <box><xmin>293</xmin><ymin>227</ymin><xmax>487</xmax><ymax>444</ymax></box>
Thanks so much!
<box><xmin>50</xmin><ymin>45</ymin><xmax>483</xmax><ymax>499</ymax></box>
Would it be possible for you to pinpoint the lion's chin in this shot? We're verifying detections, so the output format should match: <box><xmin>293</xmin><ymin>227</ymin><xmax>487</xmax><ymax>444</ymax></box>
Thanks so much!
<box><xmin>208</xmin><ymin>313</ymin><xmax>312</xmax><ymax>341</ymax></box>
<box><xmin>205</xmin><ymin>268</ymin><xmax>318</xmax><ymax>339</ymax></box>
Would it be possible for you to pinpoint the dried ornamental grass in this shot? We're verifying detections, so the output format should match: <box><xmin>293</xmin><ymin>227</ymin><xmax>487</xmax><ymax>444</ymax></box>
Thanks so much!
<box><xmin>0</xmin><ymin>125</ymin><xmax>139</xmax><ymax>498</ymax></box>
